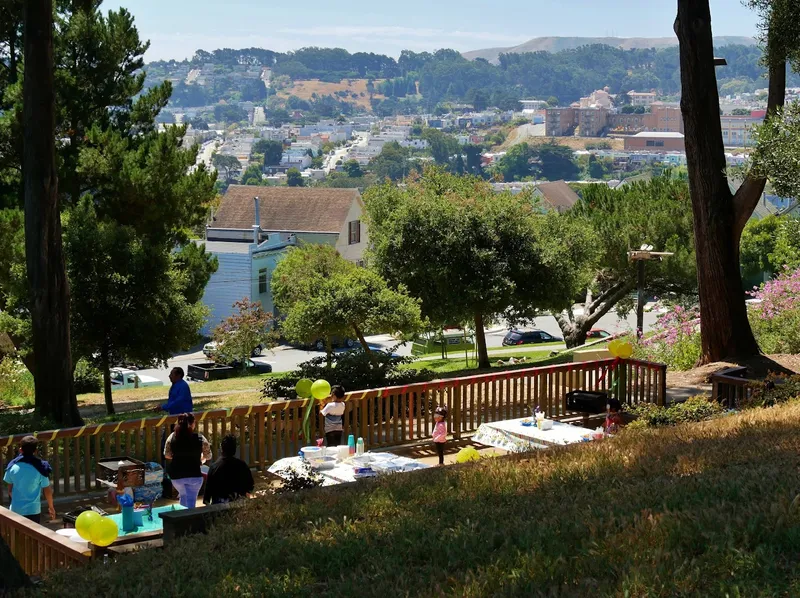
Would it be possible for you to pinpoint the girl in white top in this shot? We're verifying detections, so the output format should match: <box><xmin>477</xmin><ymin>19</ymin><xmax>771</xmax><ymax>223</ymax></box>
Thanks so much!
<box><xmin>321</xmin><ymin>385</ymin><xmax>346</xmax><ymax>447</ymax></box>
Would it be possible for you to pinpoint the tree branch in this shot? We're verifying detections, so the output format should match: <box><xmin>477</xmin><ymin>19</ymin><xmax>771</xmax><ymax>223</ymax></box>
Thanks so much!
<box><xmin>583</xmin><ymin>281</ymin><xmax>635</xmax><ymax>329</ymax></box>
<box><xmin>587</xmin><ymin>280</ymin><xmax>629</xmax><ymax>315</ymax></box>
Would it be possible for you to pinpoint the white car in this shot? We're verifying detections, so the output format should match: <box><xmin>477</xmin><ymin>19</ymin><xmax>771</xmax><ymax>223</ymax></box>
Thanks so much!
<box><xmin>109</xmin><ymin>368</ymin><xmax>163</xmax><ymax>391</ymax></box>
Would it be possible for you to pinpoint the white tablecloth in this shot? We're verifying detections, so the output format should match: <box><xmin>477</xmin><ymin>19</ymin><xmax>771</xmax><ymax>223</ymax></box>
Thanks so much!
<box><xmin>268</xmin><ymin>452</ymin><xmax>429</xmax><ymax>486</ymax></box>
<box><xmin>473</xmin><ymin>418</ymin><xmax>596</xmax><ymax>453</ymax></box>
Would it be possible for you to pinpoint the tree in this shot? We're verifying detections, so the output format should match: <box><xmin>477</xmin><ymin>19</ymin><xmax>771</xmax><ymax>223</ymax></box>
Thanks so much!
<box><xmin>422</xmin><ymin>128</ymin><xmax>459</xmax><ymax>167</ymax></box>
<box><xmin>268</xmin><ymin>108</ymin><xmax>291</xmax><ymax>128</ymax></box>
<box><xmin>241</xmin><ymin>164</ymin><xmax>264</xmax><ymax>185</ymax></box>
<box><xmin>342</xmin><ymin>159</ymin><xmax>363</xmax><ymax>178</ymax></box>
<box><xmin>558</xmin><ymin>177</ymin><xmax>697</xmax><ymax>347</ymax></box>
<box><xmin>212</xmin><ymin>299</ymin><xmax>276</xmax><ymax>370</ymax></box>
<box><xmin>369</xmin><ymin>141</ymin><xmax>411</xmax><ymax>181</ymax></box>
<box><xmin>213</xmin><ymin>103</ymin><xmax>247</xmax><ymax>124</ymax></box>
<box><xmin>65</xmin><ymin>200</ymin><xmax>212</xmax><ymax>413</ymax></box>
<box><xmin>675</xmin><ymin>0</ymin><xmax>798</xmax><ymax>362</ymax></box>
<box><xmin>364</xmin><ymin>169</ymin><xmax>595</xmax><ymax>369</ymax></box>
<box><xmin>255</xmin><ymin>139</ymin><xmax>284</xmax><ymax>166</ymax></box>
<box><xmin>272</xmin><ymin>245</ymin><xmax>423</xmax><ymax>367</ymax></box>
<box><xmin>286</xmin><ymin>168</ymin><xmax>304</xmax><ymax>187</ymax></box>
<box><xmin>740</xmin><ymin>214</ymin><xmax>800</xmax><ymax>279</ymax></box>
<box><xmin>732</xmin><ymin>108</ymin><xmax>752</xmax><ymax>115</ymax></box>
<box><xmin>538</xmin><ymin>143</ymin><xmax>580</xmax><ymax>181</ymax></box>
<box><xmin>212</xmin><ymin>153</ymin><xmax>242</xmax><ymax>183</ymax></box>
<box><xmin>492</xmin><ymin>143</ymin><xmax>537</xmax><ymax>181</ymax></box>
<box><xmin>23</xmin><ymin>0</ymin><xmax>81</xmax><ymax>424</ymax></box>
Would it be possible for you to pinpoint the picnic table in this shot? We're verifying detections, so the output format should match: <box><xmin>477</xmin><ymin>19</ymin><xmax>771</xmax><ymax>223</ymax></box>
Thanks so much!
<box><xmin>268</xmin><ymin>452</ymin><xmax>429</xmax><ymax>486</ymax></box>
<box><xmin>473</xmin><ymin>418</ymin><xmax>597</xmax><ymax>453</ymax></box>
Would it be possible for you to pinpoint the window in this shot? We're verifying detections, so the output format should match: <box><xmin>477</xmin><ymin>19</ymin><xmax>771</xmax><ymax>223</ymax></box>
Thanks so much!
<box><xmin>355</xmin><ymin>259</ymin><xmax>366</xmax><ymax>268</ymax></box>
<box><xmin>646</xmin><ymin>140</ymin><xmax>655</xmax><ymax>147</ymax></box>
<box><xmin>258</xmin><ymin>268</ymin><xmax>268</xmax><ymax>294</ymax></box>
<box><xmin>348</xmin><ymin>220</ymin><xmax>361</xmax><ymax>245</ymax></box>
<box><xmin>655</xmin><ymin>141</ymin><xmax>665</xmax><ymax>147</ymax></box>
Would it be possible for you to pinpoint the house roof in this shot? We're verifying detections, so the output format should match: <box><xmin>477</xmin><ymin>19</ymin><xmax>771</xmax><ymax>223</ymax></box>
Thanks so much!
<box><xmin>212</xmin><ymin>186</ymin><xmax>360</xmax><ymax>233</ymax></box>
<box><xmin>535</xmin><ymin>181</ymin><xmax>580</xmax><ymax>211</ymax></box>
<box><xmin>632</xmin><ymin>131</ymin><xmax>685</xmax><ymax>139</ymax></box>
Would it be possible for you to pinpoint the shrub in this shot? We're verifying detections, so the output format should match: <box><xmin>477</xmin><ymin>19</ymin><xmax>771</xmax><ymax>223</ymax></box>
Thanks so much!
<box><xmin>73</xmin><ymin>359</ymin><xmax>102</xmax><ymax>394</ymax></box>
<box><xmin>627</xmin><ymin>396</ymin><xmax>724</xmax><ymax>429</ymax></box>
<box><xmin>262</xmin><ymin>347</ymin><xmax>435</xmax><ymax>400</ymax></box>
<box><xmin>0</xmin><ymin>357</ymin><xmax>34</xmax><ymax>407</ymax></box>
<box><xmin>633</xmin><ymin>304</ymin><xmax>701</xmax><ymax>371</ymax></box>
<box><xmin>748</xmin><ymin>267</ymin><xmax>800</xmax><ymax>354</ymax></box>
<box><xmin>745</xmin><ymin>374</ymin><xmax>800</xmax><ymax>408</ymax></box>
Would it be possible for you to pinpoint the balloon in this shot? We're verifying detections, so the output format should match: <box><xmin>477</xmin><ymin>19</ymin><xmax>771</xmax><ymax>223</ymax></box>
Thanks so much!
<box><xmin>295</xmin><ymin>378</ymin><xmax>313</xmax><ymax>398</ymax></box>
<box><xmin>616</xmin><ymin>341</ymin><xmax>633</xmax><ymax>359</ymax></box>
<box><xmin>75</xmin><ymin>510</ymin><xmax>101</xmax><ymax>541</ymax></box>
<box><xmin>311</xmin><ymin>379</ymin><xmax>332</xmax><ymax>400</ymax></box>
<box><xmin>607</xmin><ymin>339</ymin><xmax>621</xmax><ymax>358</ymax></box>
<box><xmin>90</xmin><ymin>516</ymin><xmax>119</xmax><ymax>547</ymax></box>
<box><xmin>455</xmin><ymin>446</ymin><xmax>481</xmax><ymax>464</ymax></box>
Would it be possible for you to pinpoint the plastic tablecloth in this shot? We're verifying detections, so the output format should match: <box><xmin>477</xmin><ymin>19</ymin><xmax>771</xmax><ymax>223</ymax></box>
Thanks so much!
<box><xmin>268</xmin><ymin>452</ymin><xmax>429</xmax><ymax>486</ymax></box>
<box><xmin>473</xmin><ymin>418</ymin><xmax>596</xmax><ymax>453</ymax></box>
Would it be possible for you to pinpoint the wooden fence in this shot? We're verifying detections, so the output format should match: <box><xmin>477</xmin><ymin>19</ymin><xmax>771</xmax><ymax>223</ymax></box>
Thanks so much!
<box><xmin>710</xmin><ymin>366</ymin><xmax>753</xmax><ymax>407</ymax></box>
<box><xmin>0</xmin><ymin>506</ymin><xmax>91</xmax><ymax>577</ymax></box>
<box><xmin>0</xmin><ymin>358</ymin><xmax>665</xmax><ymax>504</ymax></box>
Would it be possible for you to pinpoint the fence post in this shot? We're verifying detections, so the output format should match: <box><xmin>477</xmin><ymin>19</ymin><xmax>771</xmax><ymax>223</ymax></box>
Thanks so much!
<box><xmin>658</xmin><ymin>364</ymin><xmax>667</xmax><ymax>406</ymax></box>
<box><xmin>617</xmin><ymin>360</ymin><xmax>628</xmax><ymax>405</ymax></box>
<box><xmin>452</xmin><ymin>384</ymin><xmax>462</xmax><ymax>440</ymax></box>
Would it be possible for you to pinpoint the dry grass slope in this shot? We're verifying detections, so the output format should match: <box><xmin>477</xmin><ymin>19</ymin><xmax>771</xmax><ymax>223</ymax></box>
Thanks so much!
<box><xmin>36</xmin><ymin>401</ymin><xmax>800</xmax><ymax>597</ymax></box>
<box><xmin>277</xmin><ymin>79</ymin><xmax>385</xmax><ymax>110</ymax></box>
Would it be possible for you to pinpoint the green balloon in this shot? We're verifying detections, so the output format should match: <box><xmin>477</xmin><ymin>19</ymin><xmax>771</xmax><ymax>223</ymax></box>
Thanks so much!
<box><xmin>311</xmin><ymin>379</ymin><xmax>332</xmax><ymax>400</ymax></box>
<box><xmin>295</xmin><ymin>378</ymin><xmax>313</xmax><ymax>398</ymax></box>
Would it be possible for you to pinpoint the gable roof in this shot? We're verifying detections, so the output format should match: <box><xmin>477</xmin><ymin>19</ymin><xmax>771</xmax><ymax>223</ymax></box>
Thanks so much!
<box><xmin>212</xmin><ymin>186</ymin><xmax>360</xmax><ymax>233</ymax></box>
<box><xmin>535</xmin><ymin>181</ymin><xmax>580</xmax><ymax>212</ymax></box>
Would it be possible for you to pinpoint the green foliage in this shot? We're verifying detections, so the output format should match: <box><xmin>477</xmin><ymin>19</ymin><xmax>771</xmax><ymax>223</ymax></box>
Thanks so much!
<box><xmin>262</xmin><ymin>348</ymin><xmax>435</xmax><ymax>401</ymax></box>
<box><xmin>272</xmin><ymin>245</ymin><xmax>423</xmax><ymax>362</ymax></box>
<box><xmin>0</xmin><ymin>356</ymin><xmax>33</xmax><ymax>407</ymax></box>
<box><xmin>286</xmin><ymin>168</ymin><xmax>305</xmax><ymax>187</ymax></box>
<box><xmin>745</xmin><ymin>374</ymin><xmax>800</xmax><ymax>409</ymax></box>
<box><xmin>240</xmin><ymin>163</ymin><xmax>264</xmax><ymax>186</ymax></box>
<box><xmin>751</xmin><ymin>102</ymin><xmax>800</xmax><ymax>201</ymax></box>
<box><xmin>213</xmin><ymin>103</ymin><xmax>247</xmax><ymax>124</ymax></box>
<box><xmin>72</xmin><ymin>359</ymin><xmax>102</xmax><ymax>395</ymax></box>
<box><xmin>254</xmin><ymin>139</ymin><xmax>284</xmax><ymax>166</ymax></box>
<box><xmin>364</xmin><ymin>168</ymin><xmax>595</xmax><ymax>367</ymax></box>
<box><xmin>272</xmin><ymin>463</ymin><xmax>324</xmax><ymax>494</ymax></box>
<box><xmin>369</xmin><ymin>142</ymin><xmax>412</xmax><ymax>181</ymax></box>
<box><xmin>213</xmin><ymin>299</ymin><xmax>276</xmax><ymax>368</ymax></box>
<box><xmin>212</xmin><ymin>153</ymin><xmax>242</xmax><ymax>183</ymax></box>
<box><xmin>740</xmin><ymin>215</ymin><xmax>782</xmax><ymax>279</ymax></box>
<box><xmin>421</xmin><ymin>128</ymin><xmax>459</xmax><ymax>166</ymax></box>
<box><xmin>342</xmin><ymin>160</ymin><xmax>363</xmax><ymax>178</ymax></box>
<box><xmin>627</xmin><ymin>396</ymin><xmax>724</xmax><ymax>429</ymax></box>
<box><xmin>492</xmin><ymin>142</ymin><xmax>580</xmax><ymax>182</ymax></box>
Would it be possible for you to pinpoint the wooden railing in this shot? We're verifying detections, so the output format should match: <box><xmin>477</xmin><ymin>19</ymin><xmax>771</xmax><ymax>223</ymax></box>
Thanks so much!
<box><xmin>0</xmin><ymin>506</ymin><xmax>91</xmax><ymax>577</ymax></box>
<box><xmin>0</xmin><ymin>358</ymin><xmax>665</xmax><ymax>503</ymax></box>
<box><xmin>711</xmin><ymin>366</ymin><xmax>752</xmax><ymax>408</ymax></box>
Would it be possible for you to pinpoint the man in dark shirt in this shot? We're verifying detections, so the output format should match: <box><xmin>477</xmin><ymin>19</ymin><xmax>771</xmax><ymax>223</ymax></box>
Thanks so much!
<box><xmin>203</xmin><ymin>435</ymin><xmax>255</xmax><ymax>505</ymax></box>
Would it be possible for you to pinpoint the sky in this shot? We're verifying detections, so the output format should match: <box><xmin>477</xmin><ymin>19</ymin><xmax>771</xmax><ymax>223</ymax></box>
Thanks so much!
<box><xmin>105</xmin><ymin>0</ymin><xmax>760</xmax><ymax>62</ymax></box>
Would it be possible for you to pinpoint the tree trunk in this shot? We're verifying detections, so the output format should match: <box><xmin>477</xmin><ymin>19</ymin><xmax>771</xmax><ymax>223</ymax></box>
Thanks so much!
<box><xmin>555</xmin><ymin>281</ymin><xmax>635</xmax><ymax>349</ymax></box>
<box><xmin>352</xmin><ymin>323</ymin><xmax>377</xmax><ymax>365</ymax></box>
<box><xmin>675</xmin><ymin>0</ymin><xmax>761</xmax><ymax>363</ymax></box>
<box><xmin>23</xmin><ymin>0</ymin><xmax>82</xmax><ymax>425</ymax></box>
<box><xmin>101</xmin><ymin>346</ymin><xmax>114</xmax><ymax>415</ymax></box>
<box><xmin>325</xmin><ymin>337</ymin><xmax>333</xmax><ymax>370</ymax></box>
<box><xmin>8</xmin><ymin>20</ymin><xmax>17</xmax><ymax>85</ymax></box>
<box><xmin>474</xmin><ymin>312</ymin><xmax>490</xmax><ymax>369</ymax></box>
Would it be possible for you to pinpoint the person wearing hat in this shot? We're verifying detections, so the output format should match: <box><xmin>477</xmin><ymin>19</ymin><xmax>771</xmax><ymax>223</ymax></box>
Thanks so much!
<box><xmin>3</xmin><ymin>436</ymin><xmax>56</xmax><ymax>523</ymax></box>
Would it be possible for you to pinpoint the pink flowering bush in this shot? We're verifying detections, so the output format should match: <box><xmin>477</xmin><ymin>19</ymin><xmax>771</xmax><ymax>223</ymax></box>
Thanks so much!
<box><xmin>633</xmin><ymin>304</ymin><xmax>701</xmax><ymax>370</ymax></box>
<box><xmin>748</xmin><ymin>267</ymin><xmax>800</xmax><ymax>354</ymax></box>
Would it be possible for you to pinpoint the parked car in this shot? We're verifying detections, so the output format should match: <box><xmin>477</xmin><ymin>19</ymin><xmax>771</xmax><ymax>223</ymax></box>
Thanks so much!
<box><xmin>502</xmin><ymin>329</ymin><xmax>563</xmax><ymax>346</ymax></box>
<box><xmin>187</xmin><ymin>359</ymin><xmax>273</xmax><ymax>382</ymax></box>
<box><xmin>288</xmin><ymin>337</ymin><xmax>357</xmax><ymax>352</ymax></box>
<box><xmin>202</xmin><ymin>340</ymin><xmax>265</xmax><ymax>359</ymax></box>
<box><xmin>109</xmin><ymin>368</ymin><xmax>163</xmax><ymax>391</ymax></box>
<box><xmin>586</xmin><ymin>329</ymin><xmax>611</xmax><ymax>339</ymax></box>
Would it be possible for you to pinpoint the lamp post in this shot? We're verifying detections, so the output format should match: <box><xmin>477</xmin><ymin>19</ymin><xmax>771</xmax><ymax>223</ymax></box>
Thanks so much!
<box><xmin>628</xmin><ymin>245</ymin><xmax>674</xmax><ymax>338</ymax></box>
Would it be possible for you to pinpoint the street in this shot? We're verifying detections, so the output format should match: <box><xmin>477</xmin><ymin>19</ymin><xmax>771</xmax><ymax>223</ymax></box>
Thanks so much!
<box><xmin>136</xmin><ymin>308</ymin><xmax>661</xmax><ymax>385</ymax></box>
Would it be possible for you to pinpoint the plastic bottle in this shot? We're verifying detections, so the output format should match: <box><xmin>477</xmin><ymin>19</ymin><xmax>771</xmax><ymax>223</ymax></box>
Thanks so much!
<box><xmin>348</xmin><ymin>434</ymin><xmax>356</xmax><ymax>455</ymax></box>
<box><xmin>356</xmin><ymin>437</ymin><xmax>365</xmax><ymax>456</ymax></box>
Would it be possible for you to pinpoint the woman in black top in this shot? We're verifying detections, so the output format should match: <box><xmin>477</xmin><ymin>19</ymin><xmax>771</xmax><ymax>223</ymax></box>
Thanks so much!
<box><xmin>164</xmin><ymin>413</ymin><xmax>212</xmax><ymax>508</ymax></box>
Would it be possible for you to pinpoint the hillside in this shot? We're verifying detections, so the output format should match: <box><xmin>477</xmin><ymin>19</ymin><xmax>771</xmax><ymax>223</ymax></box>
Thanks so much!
<box><xmin>40</xmin><ymin>400</ymin><xmax>800</xmax><ymax>596</ymax></box>
<box><xmin>464</xmin><ymin>35</ymin><xmax>756</xmax><ymax>63</ymax></box>
<box><xmin>275</xmin><ymin>78</ymin><xmax>384</xmax><ymax>110</ymax></box>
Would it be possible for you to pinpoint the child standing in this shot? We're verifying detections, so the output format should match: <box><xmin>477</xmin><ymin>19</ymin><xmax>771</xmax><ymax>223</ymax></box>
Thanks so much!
<box><xmin>321</xmin><ymin>385</ymin><xmax>346</xmax><ymax>447</ymax></box>
<box><xmin>604</xmin><ymin>398</ymin><xmax>624</xmax><ymax>435</ymax></box>
<box><xmin>432</xmin><ymin>406</ymin><xmax>448</xmax><ymax>466</ymax></box>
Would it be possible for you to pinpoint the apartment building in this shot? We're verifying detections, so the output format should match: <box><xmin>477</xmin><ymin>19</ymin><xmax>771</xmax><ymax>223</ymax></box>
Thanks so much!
<box><xmin>628</xmin><ymin>91</ymin><xmax>657</xmax><ymax>107</ymax></box>
<box><xmin>720</xmin><ymin>113</ymin><xmax>764</xmax><ymax>147</ymax></box>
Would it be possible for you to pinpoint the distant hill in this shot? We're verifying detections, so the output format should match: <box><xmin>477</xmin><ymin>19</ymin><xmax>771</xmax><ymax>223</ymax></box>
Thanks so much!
<box><xmin>463</xmin><ymin>36</ymin><xmax>757</xmax><ymax>63</ymax></box>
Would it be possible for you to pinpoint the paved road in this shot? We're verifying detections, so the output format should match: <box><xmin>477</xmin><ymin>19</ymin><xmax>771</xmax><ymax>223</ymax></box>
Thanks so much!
<box><xmin>136</xmin><ymin>308</ymin><xmax>661</xmax><ymax>385</ymax></box>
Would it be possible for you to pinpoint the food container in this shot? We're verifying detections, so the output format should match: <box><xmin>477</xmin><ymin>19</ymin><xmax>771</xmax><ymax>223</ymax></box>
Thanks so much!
<box><xmin>336</xmin><ymin>445</ymin><xmax>351</xmax><ymax>461</ymax></box>
<box><xmin>300</xmin><ymin>446</ymin><xmax>322</xmax><ymax>462</ymax></box>
<box><xmin>310</xmin><ymin>456</ymin><xmax>337</xmax><ymax>471</ymax></box>
<box><xmin>96</xmin><ymin>457</ymin><xmax>146</xmax><ymax>489</ymax></box>
<box><xmin>538</xmin><ymin>419</ymin><xmax>554</xmax><ymax>431</ymax></box>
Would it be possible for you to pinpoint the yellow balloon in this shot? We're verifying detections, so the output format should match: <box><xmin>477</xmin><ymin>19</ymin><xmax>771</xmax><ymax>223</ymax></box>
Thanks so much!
<box><xmin>455</xmin><ymin>446</ymin><xmax>481</xmax><ymax>464</ymax></box>
<box><xmin>75</xmin><ymin>510</ymin><xmax>101</xmax><ymax>541</ymax></box>
<box><xmin>617</xmin><ymin>342</ymin><xmax>633</xmax><ymax>359</ymax></box>
<box><xmin>607</xmin><ymin>339</ymin><xmax>621</xmax><ymax>358</ymax></box>
<box><xmin>90</xmin><ymin>516</ymin><xmax>119</xmax><ymax>547</ymax></box>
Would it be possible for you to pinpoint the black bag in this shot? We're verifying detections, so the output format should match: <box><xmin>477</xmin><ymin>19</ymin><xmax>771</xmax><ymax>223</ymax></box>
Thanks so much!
<box><xmin>566</xmin><ymin>391</ymin><xmax>609</xmax><ymax>414</ymax></box>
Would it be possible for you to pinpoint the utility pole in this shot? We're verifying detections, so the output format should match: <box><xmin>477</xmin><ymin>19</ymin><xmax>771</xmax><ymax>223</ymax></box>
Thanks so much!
<box><xmin>628</xmin><ymin>245</ymin><xmax>674</xmax><ymax>338</ymax></box>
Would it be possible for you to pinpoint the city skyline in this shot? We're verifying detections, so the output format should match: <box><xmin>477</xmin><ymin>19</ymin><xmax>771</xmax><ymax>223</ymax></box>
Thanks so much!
<box><xmin>104</xmin><ymin>0</ymin><xmax>759</xmax><ymax>61</ymax></box>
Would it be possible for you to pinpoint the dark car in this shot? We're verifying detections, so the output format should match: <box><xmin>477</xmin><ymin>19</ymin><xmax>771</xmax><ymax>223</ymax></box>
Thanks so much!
<box><xmin>297</xmin><ymin>337</ymin><xmax>357</xmax><ymax>351</ymax></box>
<box><xmin>502</xmin><ymin>329</ymin><xmax>563</xmax><ymax>346</ymax></box>
<box><xmin>586</xmin><ymin>329</ymin><xmax>611</xmax><ymax>339</ymax></box>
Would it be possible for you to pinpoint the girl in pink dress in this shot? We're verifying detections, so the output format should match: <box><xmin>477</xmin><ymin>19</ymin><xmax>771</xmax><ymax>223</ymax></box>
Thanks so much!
<box><xmin>432</xmin><ymin>406</ymin><xmax>448</xmax><ymax>465</ymax></box>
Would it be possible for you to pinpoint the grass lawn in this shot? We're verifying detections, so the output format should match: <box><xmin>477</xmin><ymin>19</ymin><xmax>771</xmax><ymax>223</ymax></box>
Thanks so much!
<box><xmin>406</xmin><ymin>349</ymin><xmax>566</xmax><ymax>375</ymax></box>
<box><xmin>36</xmin><ymin>401</ymin><xmax>800</xmax><ymax>597</ymax></box>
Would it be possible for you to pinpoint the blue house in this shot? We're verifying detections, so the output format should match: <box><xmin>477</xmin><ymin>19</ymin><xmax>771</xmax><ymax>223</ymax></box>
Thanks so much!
<box><xmin>199</xmin><ymin>186</ymin><xmax>368</xmax><ymax>334</ymax></box>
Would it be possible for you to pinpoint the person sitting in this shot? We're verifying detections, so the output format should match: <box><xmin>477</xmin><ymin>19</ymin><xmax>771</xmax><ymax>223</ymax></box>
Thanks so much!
<box><xmin>604</xmin><ymin>398</ymin><xmax>625</xmax><ymax>435</ymax></box>
<box><xmin>203</xmin><ymin>435</ymin><xmax>255</xmax><ymax>505</ymax></box>
<box><xmin>3</xmin><ymin>436</ymin><xmax>56</xmax><ymax>523</ymax></box>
